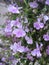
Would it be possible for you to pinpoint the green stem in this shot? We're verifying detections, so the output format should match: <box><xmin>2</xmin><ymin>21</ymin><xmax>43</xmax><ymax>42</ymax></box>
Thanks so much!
<box><xmin>24</xmin><ymin>0</ymin><xmax>27</xmax><ymax>6</ymax></box>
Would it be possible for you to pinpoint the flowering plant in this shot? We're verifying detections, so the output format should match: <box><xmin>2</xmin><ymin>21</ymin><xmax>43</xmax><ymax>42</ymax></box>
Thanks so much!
<box><xmin>0</xmin><ymin>0</ymin><xmax>49</xmax><ymax>65</ymax></box>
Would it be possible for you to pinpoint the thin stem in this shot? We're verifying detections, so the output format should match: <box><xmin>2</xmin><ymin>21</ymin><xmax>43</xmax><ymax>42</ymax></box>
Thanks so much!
<box><xmin>24</xmin><ymin>0</ymin><xmax>27</xmax><ymax>6</ymax></box>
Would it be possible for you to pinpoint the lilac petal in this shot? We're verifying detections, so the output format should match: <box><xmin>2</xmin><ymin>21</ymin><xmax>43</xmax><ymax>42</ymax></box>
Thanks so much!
<box><xmin>25</xmin><ymin>36</ymin><xmax>33</xmax><ymax>44</ymax></box>
<box><xmin>31</xmin><ymin>43</ymin><xmax>42</xmax><ymax>58</ymax></box>
<box><xmin>33</xmin><ymin>22</ymin><xmax>40</xmax><ymax>30</ymax></box>
<box><xmin>4</xmin><ymin>25</ymin><xmax>12</xmax><ymax>36</ymax></box>
<box><xmin>10</xmin><ymin>42</ymin><xmax>17</xmax><ymax>53</ymax></box>
<box><xmin>39</xmin><ymin>23</ymin><xmax>44</xmax><ymax>28</ymax></box>
<box><xmin>10</xmin><ymin>20</ymin><xmax>16</xmax><ymax>27</ymax></box>
<box><xmin>43</xmin><ymin>34</ymin><xmax>49</xmax><ymax>41</ymax></box>
<box><xmin>12</xmin><ymin>28</ymin><xmax>26</xmax><ymax>38</ymax></box>
<box><xmin>46</xmin><ymin>49</ymin><xmax>49</xmax><ymax>55</ymax></box>
<box><xmin>25</xmin><ymin>28</ymin><xmax>29</xmax><ymax>32</ymax></box>
<box><xmin>29</xmin><ymin>1</ymin><xmax>38</xmax><ymax>8</ymax></box>
<box><xmin>12</xmin><ymin>59</ymin><xmax>18</xmax><ymax>65</ymax></box>
<box><xmin>31</xmin><ymin>49</ymin><xmax>36</xmax><ymax>56</ymax></box>
<box><xmin>8</xmin><ymin>5</ymin><xmax>20</xmax><ymax>13</ymax></box>
<box><xmin>46</xmin><ymin>45</ymin><xmax>49</xmax><ymax>55</ymax></box>
<box><xmin>31</xmin><ymin>49</ymin><xmax>42</xmax><ymax>58</ymax></box>
<box><xmin>24</xmin><ymin>47</ymin><xmax>30</xmax><ymax>52</ymax></box>
<box><xmin>27</xmin><ymin>54</ymin><xmax>34</xmax><ymax>61</ymax></box>
<box><xmin>27</xmin><ymin>38</ymin><xmax>33</xmax><ymax>44</ymax></box>
<box><xmin>33</xmin><ymin>21</ymin><xmax>44</xmax><ymax>30</ymax></box>
<box><xmin>47</xmin><ymin>45</ymin><xmax>49</xmax><ymax>49</ymax></box>
<box><xmin>10</xmin><ymin>42</ymin><xmax>25</xmax><ymax>53</ymax></box>
<box><xmin>10</xmin><ymin>19</ymin><xmax>22</xmax><ymax>28</ymax></box>
<box><xmin>36</xmin><ymin>42</ymin><xmax>39</xmax><ymax>48</ymax></box>
<box><xmin>43</xmin><ymin>15</ymin><xmax>49</xmax><ymax>22</ymax></box>
<box><xmin>0</xmin><ymin>63</ymin><xmax>4</xmax><ymax>65</ymax></box>
<box><xmin>1</xmin><ymin>57</ymin><xmax>6</xmax><ymax>62</ymax></box>
<box><xmin>45</xmin><ymin>0</ymin><xmax>49</xmax><ymax>5</ymax></box>
<box><xmin>17</xmin><ymin>46</ymin><xmax>25</xmax><ymax>53</ymax></box>
<box><xmin>36</xmin><ymin>50</ymin><xmax>42</xmax><ymax>58</ymax></box>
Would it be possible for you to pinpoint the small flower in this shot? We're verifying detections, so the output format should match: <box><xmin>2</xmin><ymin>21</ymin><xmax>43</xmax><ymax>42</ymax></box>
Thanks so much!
<box><xmin>24</xmin><ymin>47</ymin><xmax>30</xmax><ymax>52</ymax></box>
<box><xmin>17</xmin><ymin>46</ymin><xmax>25</xmax><ymax>53</ymax></box>
<box><xmin>1</xmin><ymin>57</ymin><xmax>6</xmax><ymax>62</ymax></box>
<box><xmin>43</xmin><ymin>15</ymin><xmax>49</xmax><ymax>23</ymax></box>
<box><xmin>43</xmin><ymin>34</ymin><xmax>49</xmax><ymax>41</ymax></box>
<box><xmin>27</xmin><ymin>53</ymin><xmax>34</xmax><ymax>61</ymax></box>
<box><xmin>10</xmin><ymin>42</ymin><xmax>25</xmax><ymax>53</ymax></box>
<box><xmin>29</xmin><ymin>1</ymin><xmax>38</xmax><ymax>8</ymax></box>
<box><xmin>8</xmin><ymin>5</ymin><xmax>20</xmax><ymax>13</ymax></box>
<box><xmin>31</xmin><ymin>49</ymin><xmax>42</xmax><ymax>58</ymax></box>
<box><xmin>10</xmin><ymin>42</ymin><xmax>17</xmax><ymax>53</ymax></box>
<box><xmin>45</xmin><ymin>0</ymin><xmax>49</xmax><ymax>5</ymax></box>
<box><xmin>46</xmin><ymin>45</ymin><xmax>49</xmax><ymax>55</ymax></box>
<box><xmin>4</xmin><ymin>25</ymin><xmax>12</xmax><ymax>36</ymax></box>
<box><xmin>0</xmin><ymin>63</ymin><xmax>4</xmax><ymax>65</ymax></box>
<box><xmin>10</xmin><ymin>18</ymin><xmax>22</xmax><ymax>28</ymax></box>
<box><xmin>31</xmin><ymin>42</ymin><xmax>42</xmax><ymax>58</ymax></box>
<box><xmin>11</xmin><ymin>59</ymin><xmax>19</xmax><ymax>65</ymax></box>
<box><xmin>25</xmin><ymin>27</ymin><xmax>29</xmax><ymax>32</ymax></box>
<box><xmin>12</xmin><ymin>28</ymin><xmax>26</xmax><ymax>38</ymax></box>
<box><xmin>10</xmin><ymin>20</ymin><xmax>16</xmax><ymax>27</ymax></box>
<box><xmin>33</xmin><ymin>21</ymin><xmax>44</xmax><ymax>30</ymax></box>
<box><xmin>25</xmin><ymin>36</ymin><xmax>33</xmax><ymax>44</ymax></box>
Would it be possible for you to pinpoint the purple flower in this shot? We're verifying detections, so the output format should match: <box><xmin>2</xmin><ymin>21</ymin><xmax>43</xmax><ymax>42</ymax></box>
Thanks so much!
<box><xmin>10</xmin><ymin>18</ymin><xmax>22</xmax><ymax>28</ymax></box>
<box><xmin>25</xmin><ymin>27</ymin><xmax>29</xmax><ymax>32</ymax></box>
<box><xmin>31</xmin><ymin>42</ymin><xmax>42</xmax><ymax>58</ymax></box>
<box><xmin>24</xmin><ymin>47</ymin><xmax>30</xmax><ymax>52</ymax></box>
<box><xmin>10</xmin><ymin>42</ymin><xmax>30</xmax><ymax>54</ymax></box>
<box><xmin>33</xmin><ymin>21</ymin><xmax>44</xmax><ymax>30</ymax></box>
<box><xmin>43</xmin><ymin>15</ymin><xmax>49</xmax><ymax>22</ymax></box>
<box><xmin>27</xmin><ymin>53</ymin><xmax>34</xmax><ymax>61</ymax></box>
<box><xmin>10</xmin><ymin>42</ymin><xmax>18</xmax><ymax>53</ymax></box>
<box><xmin>4</xmin><ymin>25</ymin><xmax>12</xmax><ymax>36</ymax></box>
<box><xmin>29</xmin><ymin>1</ymin><xmax>38</xmax><ymax>8</ymax></box>
<box><xmin>11</xmin><ymin>59</ymin><xmax>18</xmax><ymax>65</ymax></box>
<box><xmin>10</xmin><ymin>20</ymin><xmax>16</xmax><ymax>27</ymax></box>
<box><xmin>31</xmin><ymin>49</ymin><xmax>42</xmax><ymax>58</ymax></box>
<box><xmin>25</xmin><ymin>36</ymin><xmax>33</xmax><ymax>44</ymax></box>
<box><xmin>10</xmin><ymin>42</ymin><xmax>25</xmax><ymax>53</ymax></box>
<box><xmin>16</xmin><ymin>46</ymin><xmax>25</xmax><ymax>53</ymax></box>
<box><xmin>1</xmin><ymin>57</ymin><xmax>6</xmax><ymax>62</ymax></box>
<box><xmin>0</xmin><ymin>63</ymin><xmax>5</xmax><ymax>65</ymax></box>
<box><xmin>43</xmin><ymin>34</ymin><xmax>49</xmax><ymax>41</ymax></box>
<box><xmin>8</xmin><ymin>5</ymin><xmax>20</xmax><ymax>13</ymax></box>
<box><xmin>12</xmin><ymin>28</ymin><xmax>26</xmax><ymax>38</ymax></box>
<box><xmin>45</xmin><ymin>0</ymin><xmax>49</xmax><ymax>5</ymax></box>
<box><xmin>46</xmin><ymin>45</ymin><xmax>49</xmax><ymax>55</ymax></box>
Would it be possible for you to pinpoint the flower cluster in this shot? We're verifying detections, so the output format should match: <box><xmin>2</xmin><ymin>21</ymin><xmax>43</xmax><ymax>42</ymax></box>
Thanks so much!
<box><xmin>0</xmin><ymin>0</ymin><xmax>49</xmax><ymax>65</ymax></box>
